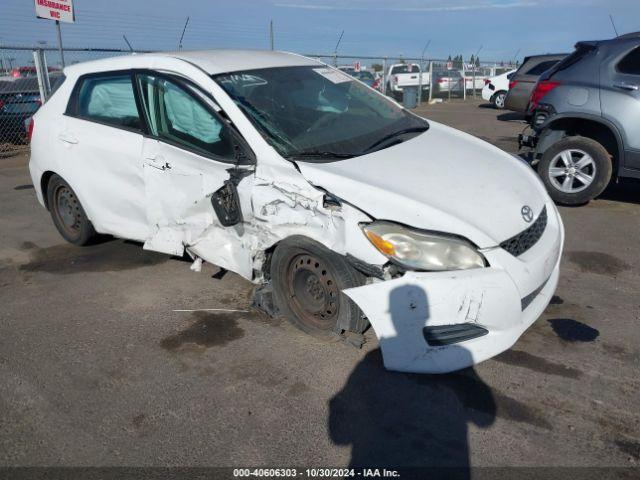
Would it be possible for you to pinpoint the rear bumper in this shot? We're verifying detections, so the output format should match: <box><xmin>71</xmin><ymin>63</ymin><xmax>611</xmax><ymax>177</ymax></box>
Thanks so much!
<box><xmin>344</xmin><ymin>204</ymin><xmax>564</xmax><ymax>374</ymax></box>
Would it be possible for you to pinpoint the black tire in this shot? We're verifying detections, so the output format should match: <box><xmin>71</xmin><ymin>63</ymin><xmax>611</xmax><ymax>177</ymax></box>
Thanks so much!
<box><xmin>270</xmin><ymin>236</ymin><xmax>367</xmax><ymax>338</ymax></box>
<box><xmin>538</xmin><ymin>136</ymin><xmax>612</xmax><ymax>206</ymax></box>
<box><xmin>492</xmin><ymin>91</ymin><xmax>507</xmax><ymax>109</ymax></box>
<box><xmin>46</xmin><ymin>174</ymin><xmax>96</xmax><ymax>245</ymax></box>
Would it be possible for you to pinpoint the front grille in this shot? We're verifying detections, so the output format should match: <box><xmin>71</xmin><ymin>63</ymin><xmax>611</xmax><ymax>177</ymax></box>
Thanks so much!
<box><xmin>500</xmin><ymin>206</ymin><xmax>547</xmax><ymax>257</ymax></box>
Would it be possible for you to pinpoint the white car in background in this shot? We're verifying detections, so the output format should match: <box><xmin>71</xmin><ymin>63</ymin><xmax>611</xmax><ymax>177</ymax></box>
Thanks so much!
<box><xmin>482</xmin><ymin>69</ymin><xmax>516</xmax><ymax>109</ymax></box>
<box><xmin>28</xmin><ymin>51</ymin><xmax>563</xmax><ymax>374</ymax></box>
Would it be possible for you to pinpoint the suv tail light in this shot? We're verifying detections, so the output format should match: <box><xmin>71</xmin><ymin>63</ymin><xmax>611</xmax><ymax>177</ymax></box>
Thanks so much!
<box><xmin>27</xmin><ymin>118</ymin><xmax>35</xmax><ymax>142</ymax></box>
<box><xmin>484</xmin><ymin>79</ymin><xmax>491</xmax><ymax>85</ymax></box>
<box><xmin>508</xmin><ymin>80</ymin><xmax>518</xmax><ymax>90</ymax></box>
<box><xmin>529</xmin><ymin>80</ymin><xmax>561</xmax><ymax>110</ymax></box>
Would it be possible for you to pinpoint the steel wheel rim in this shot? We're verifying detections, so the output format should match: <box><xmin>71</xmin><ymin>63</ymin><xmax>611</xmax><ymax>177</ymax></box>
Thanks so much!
<box><xmin>53</xmin><ymin>185</ymin><xmax>82</xmax><ymax>237</ymax></box>
<box><xmin>495</xmin><ymin>93</ymin><xmax>506</xmax><ymax>108</ymax></box>
<box><xmin>548</xmin><ymin>149</ymin><xmax>596</xmax><ymax>194</ymax></box>
<box><xmin>286</xmin><ymin>253</ymin><xmax>339</xmax><ymax>330</ymax></box>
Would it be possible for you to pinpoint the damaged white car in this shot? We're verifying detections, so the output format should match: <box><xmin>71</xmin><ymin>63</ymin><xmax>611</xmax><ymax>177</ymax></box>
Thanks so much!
<box><xmin>29</xmin><ymin>50</ymin><xmax>564</xmax><ymax>373</ymax></box>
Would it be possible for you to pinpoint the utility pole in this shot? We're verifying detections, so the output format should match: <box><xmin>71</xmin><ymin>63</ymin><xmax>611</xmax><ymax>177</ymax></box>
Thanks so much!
<box><xmin>55</xmin><ymin>20</ymin><xmax>65</xmax><ymax>68</ymax></box>
<box><xmin>178</xmin><ymin>17</ymin><xmax>190</xmax><ymax>51</ymax></box>
<box><xmin>333</xmin><ymin>30</ymin><xmax>344</xmax><ymax>67</ymax></box>
<box><xmin>270</xmin><ymin>19</ymin><xmax>274</xmax><ymax>50</ymax></box>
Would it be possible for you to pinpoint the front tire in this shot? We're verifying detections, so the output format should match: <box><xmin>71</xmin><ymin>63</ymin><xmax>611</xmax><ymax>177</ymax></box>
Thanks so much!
<box><xmin>538</xmin><ymin>136</ymin><xmax>612</xmax><ymax>205</ymax></box>
<box><xmin>270</xmin><ymin>237</ymin><xmax>367</xmax><ymax>338</ymax></box>
<box><xmin>46</xmin><ymin>174</ymin><xmax>96</xmax><ymax>245</ymax></box>
<box><xmin>492</xmin><ymin>91</ymin><xmax>507</xmax><ymax>109</ymax></box>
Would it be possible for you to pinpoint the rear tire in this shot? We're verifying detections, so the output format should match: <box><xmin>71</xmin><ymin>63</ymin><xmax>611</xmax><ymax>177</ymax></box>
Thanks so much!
<box><xmin>46</xmin><ymin>174</ymin><xmax>96</xmax><ymax>245</ymax></box>
<box><xmin>492</xmin><ymin>91</ymin><xmax>507</xmax><ymax>109</ymax></box>
<box><xmin>538</xmin><ymin>136</ymin><xmax>612</xmax><ymax>205</ymax></box>
<box><xmin>270</xmin><ymin>236</ymin><xmax>367</xmax><ymax>338</ymax></box>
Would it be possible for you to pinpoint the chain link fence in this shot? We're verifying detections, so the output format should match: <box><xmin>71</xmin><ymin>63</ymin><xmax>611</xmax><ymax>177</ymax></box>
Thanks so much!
<box><xmin>0</xmin><ymin>45</ymin><xmax>517</xmax><ymax>158</ymax></box>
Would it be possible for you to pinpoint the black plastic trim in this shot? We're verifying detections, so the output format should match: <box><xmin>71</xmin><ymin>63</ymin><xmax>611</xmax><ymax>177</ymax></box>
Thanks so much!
<box><xmin>422</xmin><ymin>323</ymin><xmax>489</xmax><ymax>346</ymax></box>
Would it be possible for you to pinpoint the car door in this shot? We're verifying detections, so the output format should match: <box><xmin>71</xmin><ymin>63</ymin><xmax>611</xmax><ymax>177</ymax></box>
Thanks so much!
<box><xmin>57</xmin><ymin>71</ymin><xmax>149</xmax><ymax>240</ymax></box>
<box><xmin>602</xmin><ymin>45</ymin><xmax>640</xmax><ymax>170</ymax></box>
<box><xmin>134</xmin><ymin>71</ymin><xmax>255</xmax><ymax>264</ymax></box>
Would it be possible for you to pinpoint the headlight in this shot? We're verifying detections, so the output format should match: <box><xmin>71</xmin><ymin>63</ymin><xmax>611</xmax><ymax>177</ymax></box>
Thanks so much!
<box><xmin>361</xmin><ymin>221</ymin><xmax>486</xmax><ymax>271</ymax></box>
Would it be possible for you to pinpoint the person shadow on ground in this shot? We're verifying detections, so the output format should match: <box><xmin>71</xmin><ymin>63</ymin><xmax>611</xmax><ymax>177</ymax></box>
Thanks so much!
<box><xmin>329</xmin><ymin>285</ymin><xmax>497</xmax><ymax>479</ymax></box>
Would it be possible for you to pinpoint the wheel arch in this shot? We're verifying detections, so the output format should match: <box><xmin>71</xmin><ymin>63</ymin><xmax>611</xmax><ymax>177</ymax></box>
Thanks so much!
<box><xmin>536</xmin><ymin>115</ymin><xmax>624</xmax><ymax>175</ymax></box>
<box><xmin>40</xmin><ymin>170</ymin><xmax>57</xmax><ymax>210</ymax></box>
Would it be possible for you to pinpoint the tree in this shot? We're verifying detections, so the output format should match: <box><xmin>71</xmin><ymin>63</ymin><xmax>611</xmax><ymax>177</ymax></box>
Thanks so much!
<box><xmin>475</xmin><ymin>56</ymin><xmax>480</xmax><ymax>68</ymax></box>
<box><xmin>371</xmin><ymin>63</ymin><xmax>383</xmax><ymax>72</ymax></box>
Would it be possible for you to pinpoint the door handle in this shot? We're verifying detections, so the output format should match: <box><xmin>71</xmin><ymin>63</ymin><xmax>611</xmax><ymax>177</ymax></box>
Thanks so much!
<box><xmin>613</xmin><ymin>82</ymin><xmax>639</xmax><ymax>91</ymax></box>
<box><xmin>58</xmin><ymin>133</ymin><xmax>78</xmax><ymax>144</ymax></box>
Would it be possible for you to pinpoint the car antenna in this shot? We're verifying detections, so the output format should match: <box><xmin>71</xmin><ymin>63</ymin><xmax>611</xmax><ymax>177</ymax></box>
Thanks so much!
<box><xmin>178</xmin><ymin>17</ymin><xmax>190</xmax><ymax>51</ymax></box>
<box><xmin>122</xmin><ymin>35</ymin><xmax>134</xmax><ymax>53</ymax></box>
<box><xmin>609</xmin><ymin>14</ymin><xmax>619</xmax><ymax>37</ymax></box>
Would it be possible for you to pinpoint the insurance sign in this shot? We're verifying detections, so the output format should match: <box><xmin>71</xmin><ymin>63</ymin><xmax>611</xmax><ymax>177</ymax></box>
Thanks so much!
<box><xmin>34</xmin><ymin>0</ymin><xmax>75</xmax><ymax>24</ymax></box>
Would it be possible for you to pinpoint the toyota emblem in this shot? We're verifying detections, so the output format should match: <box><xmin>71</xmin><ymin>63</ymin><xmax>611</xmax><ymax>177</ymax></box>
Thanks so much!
<box><xmin>521</xmin><ymin>205</ymin><xmax>534</xmax><ymax>223</ymax></box>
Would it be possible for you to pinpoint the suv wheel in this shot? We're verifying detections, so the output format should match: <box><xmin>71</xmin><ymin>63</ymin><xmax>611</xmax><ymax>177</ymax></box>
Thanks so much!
<box><xmin>492</xmin><ymin>91</ymin><xmax>507</xmax><ymax>109</ymax></box>
<box><xmin>538</xmin><ymin>136</ymin><xmax>612</xmax><ymax>205</ymax></box>
<box><xmin>270</xmin><ymin>236</ymin><xmax>367</xmax><ymax>338</ymax></box>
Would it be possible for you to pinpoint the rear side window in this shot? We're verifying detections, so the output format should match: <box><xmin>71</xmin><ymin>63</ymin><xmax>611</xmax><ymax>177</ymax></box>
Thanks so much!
<box><xmin>618</xmin><ymin>47</ymin><xmax>640</xmax><ymax>75</ymax></box>
<box><xmin>526</xmin><ymin>60</ymin><xmax>559</xmax><ymax>76</ymax></box>
<box><xmin>73</xmin><ymin>74</ymin><xmax>141</xmax><ymax>130</ymax></box>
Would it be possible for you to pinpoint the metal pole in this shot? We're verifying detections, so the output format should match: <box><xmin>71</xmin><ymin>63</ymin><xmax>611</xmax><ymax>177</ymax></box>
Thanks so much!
<box><xmin>463</xmin><ymin>62</ymin><xmax>466</xmax><ymax>101</ymax></box>
<box><xmin>428</xmin><ymin>61</ymin><xmax>433</xmax><ymax>103</ymax></box>
<box><xmin>270</xmin><ymin>20</ymin><xmax>274</xmax><ymax>50</ymax></box>
<box><xmin>42</xmin><ymin>50</ymin><xmax>51</xmax><ymax>95</ymax></box>
<box><xmin>382</xmin><ymin>57</ymin><xmax>387</xmax><ymax>95</ymax></box>
<box><xmin>33</xmin><ymin>49</ymin><xmax>48</xmax><ymax>103</ymax></box>
<box><xmin>418</xmin><ymin>56</ymin><xmax>423</xmax><ymax>105</ymax></box>
<box><xmin>473</xmin><ymin>67</ymin><xmax>476</xmax><ymax>99</ymax></box>
<box><xmin>55</xmin><ymin>21</ymin><xmax>65</xmax><ymax>68</ymax></box>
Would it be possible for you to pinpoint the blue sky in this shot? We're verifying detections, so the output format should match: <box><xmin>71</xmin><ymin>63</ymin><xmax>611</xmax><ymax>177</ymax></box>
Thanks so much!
<box><xmin>2</xmin><ymin>0</ymin><xmax>639</xmax><ymax>62</ymax></box>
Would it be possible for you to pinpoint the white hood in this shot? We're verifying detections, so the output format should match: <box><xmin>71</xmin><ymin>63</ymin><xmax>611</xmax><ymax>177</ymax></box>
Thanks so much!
<box><xmin>296</xmin><ymin>121</ymin><xmax>549</xmax><ymax>248</ymax></box>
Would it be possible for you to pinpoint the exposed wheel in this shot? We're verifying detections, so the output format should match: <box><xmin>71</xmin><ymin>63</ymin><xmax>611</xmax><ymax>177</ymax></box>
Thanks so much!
<box><xmin>538</xmin><ymin>136</ymin><xmax>612</xmax><ymax>205</ymax></box>
<box><xmin>46</xmin><ymin>174</ymin><xmax>96</xmax><ymax>245</ymax></box>
<box><xmin>270</xmin><ymin>236</ymin><xmax>367</xmax><ymax>338</ymax></box>
<box><xmin>492</xmin><ymin>91</ymin><xmax>507</xmax><ymax>109</ymax></box>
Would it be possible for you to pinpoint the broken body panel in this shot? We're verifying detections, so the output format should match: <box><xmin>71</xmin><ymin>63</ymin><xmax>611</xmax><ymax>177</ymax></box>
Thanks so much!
<box><xmin>29</xmin><ymin>50</ymin><xmax>564</xmax><ymax>373</ymax></box>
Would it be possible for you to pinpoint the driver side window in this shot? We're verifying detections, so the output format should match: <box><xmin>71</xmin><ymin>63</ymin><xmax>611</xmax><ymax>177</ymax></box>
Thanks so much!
<box><xmin>136</xmin><ymin>73</ymin><xmax>235</xmax><ymax>161</ymax></box>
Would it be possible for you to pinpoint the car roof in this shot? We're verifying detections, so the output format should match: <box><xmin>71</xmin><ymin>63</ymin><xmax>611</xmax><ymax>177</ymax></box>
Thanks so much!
<box><xmin>63</xmin><ymin>49</ymin><xmax>321</xmax><ymax>77</ymax></box>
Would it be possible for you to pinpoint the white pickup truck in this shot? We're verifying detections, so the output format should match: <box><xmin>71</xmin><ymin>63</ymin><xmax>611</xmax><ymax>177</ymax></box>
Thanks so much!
<box><xmin>386</xmin><ymin>63</ymin><xmax>430</xmax><ymax>99</ymax></box>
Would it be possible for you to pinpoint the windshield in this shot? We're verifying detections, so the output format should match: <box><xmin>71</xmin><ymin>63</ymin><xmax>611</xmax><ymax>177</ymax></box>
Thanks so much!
<box><xmin>214</xmin><ymin>65</ymin><xmax>427</xmax><ymax>160</ymax></box>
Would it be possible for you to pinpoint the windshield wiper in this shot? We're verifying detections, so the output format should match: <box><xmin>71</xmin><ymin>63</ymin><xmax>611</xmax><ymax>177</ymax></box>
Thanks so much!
<box><xmin>362</xmin><ymin>125</ymin><xmax>429</xmax><ymax>154</ymax></box>
<box><xmin>285</xmin><ymin>150</ymin><xmax>356</xmax><ymax>160</ymax></box>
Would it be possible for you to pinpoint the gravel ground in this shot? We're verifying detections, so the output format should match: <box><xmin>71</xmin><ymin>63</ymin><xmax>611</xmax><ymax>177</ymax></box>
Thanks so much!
<box><xmin>0</xmin><ymin>98</ymin><xmax>639</xmax><ymax>473</ymax></box>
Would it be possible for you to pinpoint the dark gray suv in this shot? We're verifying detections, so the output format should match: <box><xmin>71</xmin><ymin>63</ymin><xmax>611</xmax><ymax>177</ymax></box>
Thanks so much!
<box><xmin>519</xmin><ymin>32</ymin><xmax>640</xmax><ymax>205</ymax></box>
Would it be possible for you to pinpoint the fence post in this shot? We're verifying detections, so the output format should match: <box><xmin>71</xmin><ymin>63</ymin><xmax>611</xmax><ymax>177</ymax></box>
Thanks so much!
<box><xmin>473</xmin><ymin>67</ymin><xmax>476</xmax><ymax>99</ymax></box>
<box><xmin>33</xmin><ymin>49</ymin><xmax>50</xmax><ymax>103</ymax></box>
<box><xmin>463</xmin><ymin>63</ymin><xmax>466</xmax><ymax>101</ymax></box>
<box><xmin>428</xmin><ymin>61</ymin><xmax>433</xmax><ymax>103</ymax></box>
<box><xmin>382</xmin><ymin>56</ymin><xmax>387</xmax><ymax>95</ymax></box>
<box><xmin>418</xmin><ymin>56</ymin><xmax>423</xmax><ymax>105</ymax></box>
